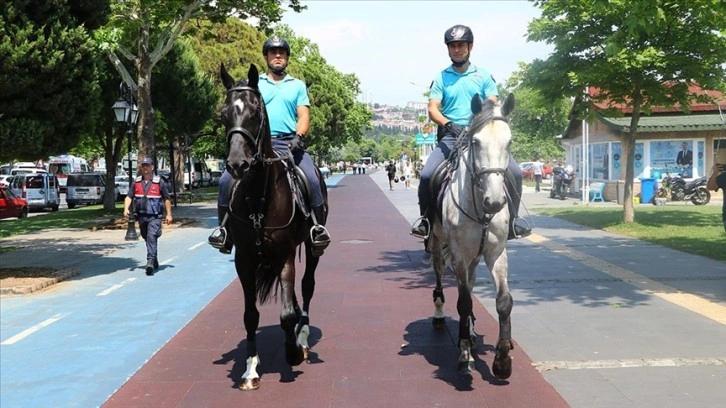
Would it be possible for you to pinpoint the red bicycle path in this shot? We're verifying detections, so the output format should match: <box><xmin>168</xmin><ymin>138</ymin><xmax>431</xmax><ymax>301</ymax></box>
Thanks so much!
<box><xmin>103</xmin><ymin>173</ymin><xmax>569</xmax><ymax>408</ymax></box>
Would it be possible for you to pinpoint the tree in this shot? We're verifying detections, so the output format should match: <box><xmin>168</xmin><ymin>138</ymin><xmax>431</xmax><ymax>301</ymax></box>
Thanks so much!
<box><xmin>152</xmin><ymin>38</ymin><xmax>218</xmax><ymax>193</ymax></box>
<box><xmin>526</xmin><ymin>0</ymin><xmax>726</xmax><ymax>223</ymax></box>
<box><xmin>0</xmin><ymin>1</ymin><xmax>108</xmax><ymax>162</ymax></box>
<box><xmin>95</xmin><ymin>0</ymin><xmax>303</xmax><ymax>163</ymax></box>
<box><xmin>502</xmin><ymin>70</ymin><xmax>570</xmax><ymax>162</ymax></box>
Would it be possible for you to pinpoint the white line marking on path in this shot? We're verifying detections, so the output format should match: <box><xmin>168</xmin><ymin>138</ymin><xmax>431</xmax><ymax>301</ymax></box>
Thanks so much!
<box><xmin>97</xmin><ymin>278</ymin><xmax>137</xmax><ymax>296</ymax></box>
<box><xmin>1</xmin><ymin>314</ymin><xmax>65</xmax><ymax>345</ymax></box>
<box><xmin>188</xmin><ymin>242</ymin><xmax>205</xmax><ymax>250</ymax></box>
<box><xmin>159</xmin><ymin>257</ymin><xmax>175</xmax><ymax>266</ymax></box>
<box><xmin>533</xmin><ymin>357</ymin><xmax>726</xmax><ymax>372</ymax></box>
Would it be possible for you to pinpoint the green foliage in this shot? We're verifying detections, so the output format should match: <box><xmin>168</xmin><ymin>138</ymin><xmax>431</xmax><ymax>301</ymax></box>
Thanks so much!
<box><xmin>0</xmin><ymin>1</ymin><xmax>105</xmax><ymax>162</ymax></box>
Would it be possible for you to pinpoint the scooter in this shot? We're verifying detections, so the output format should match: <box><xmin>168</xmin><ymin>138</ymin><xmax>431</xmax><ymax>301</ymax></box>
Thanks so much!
<box><xmin>654</xmin><ymin>169</ymin><xmax>710</xmax><ymax>205</ymax></box>
<box><xmin>550</xmin><ymin>165</ymin><xmax>575</xmax><ymax>200</ymax></box>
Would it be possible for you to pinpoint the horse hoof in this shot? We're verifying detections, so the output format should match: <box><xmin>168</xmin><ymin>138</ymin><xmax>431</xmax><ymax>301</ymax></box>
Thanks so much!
<box><xmin>302</xmin><ymin>346</ymin><xmax>310</xmax><ymax>362</ymax></box>
<box><xmin>240</xmin><ymin>378</ymin><xmax>260</xmax><ymax>391</ymax></box>
<box><xmin>432</xmin><ymin>317</ymin><xmax>446</xmax><ymax>330</ymax></box>
<box><xmin>458</xmin><ymin>361</ymin><xmax>474</xmax><ymax>376</ymax></box>
<box><xmin>492</xmin><ymin>355</ymin><xmax>512</xmax><ymax>380</ymax></box>
<box><xmin>286</xmin><ymin>345</ymin><xmax>305</xmax><ymax>366</ymax></box>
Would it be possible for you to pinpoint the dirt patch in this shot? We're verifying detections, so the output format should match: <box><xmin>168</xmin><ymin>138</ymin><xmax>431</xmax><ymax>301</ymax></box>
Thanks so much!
<box><xmin>90</xmin><ymin>217</ymin><xmax>198</xmax><ymax>231</ymax></box>
<box><xmin>0</xmin><ymin>267</ymin><xmax>79</xmax><ymax>296</ymax></box>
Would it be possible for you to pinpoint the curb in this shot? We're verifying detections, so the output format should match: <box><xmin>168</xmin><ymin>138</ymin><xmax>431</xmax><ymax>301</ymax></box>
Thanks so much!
<box><xmin>0</xmin><ymin>268</ymin><xmax>80</xmax><ymax>296</ymax></box>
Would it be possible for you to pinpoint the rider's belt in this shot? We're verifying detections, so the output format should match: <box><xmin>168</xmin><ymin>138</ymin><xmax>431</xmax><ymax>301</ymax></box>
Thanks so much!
<box><xmin>271</xmin><ymin>133</ymin><xmax>295</xmax><ymax>139</ymax></box>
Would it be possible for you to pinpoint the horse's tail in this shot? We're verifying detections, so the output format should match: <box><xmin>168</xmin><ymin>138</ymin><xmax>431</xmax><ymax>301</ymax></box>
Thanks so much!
<box><xmin>255</xmin><ymin>262</ymin><xmax>279</xmax><ymax>304</ymax></box>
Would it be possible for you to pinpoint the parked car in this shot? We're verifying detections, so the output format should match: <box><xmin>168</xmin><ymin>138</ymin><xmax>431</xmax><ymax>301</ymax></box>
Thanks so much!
<box><xmin>114</xmin><ymin>170</ymin><xmax>131</xmax><ymax>201</ymax></box>
<box><xmin>8</xmin><ymin>173</ymin><xmax>60</xmax><ymax>211</ymax></box>
<box><xmin>0</xmin><ymin>175</ymin><xmax>14</xmax><ymax>188</ymax></box>
<box><xmin>65</xmin><ymin>172</ymin><xmax>106</xmax><ymax>209</ymax></box>
<box><xmin>521</xmin><ymin>162</ymin><xmax>554</xmax><ymax>180</ymax></box>
<box><xmin>0</xmin><ymin>186</ymin><xmax>29</xmax><ymax>219</ymax></box>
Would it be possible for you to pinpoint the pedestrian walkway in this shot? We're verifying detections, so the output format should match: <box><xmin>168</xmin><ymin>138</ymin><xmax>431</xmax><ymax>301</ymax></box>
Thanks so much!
<box><xmin>104</xmin><ymin>171</ymin><xmax>569</xmax><ymax>407</ymax></box>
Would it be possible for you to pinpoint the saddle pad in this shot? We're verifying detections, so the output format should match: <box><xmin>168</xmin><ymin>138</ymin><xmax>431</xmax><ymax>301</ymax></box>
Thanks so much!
<box><xmin>273</xmin><ymin>149</ymin><xmax>311</xmax><ymax>218</ymax></box>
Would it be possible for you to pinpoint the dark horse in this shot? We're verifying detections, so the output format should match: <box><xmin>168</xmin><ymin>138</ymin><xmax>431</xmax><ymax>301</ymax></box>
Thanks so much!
<box><xmin>220</xmin><ymin>63</ymin><xmax>328</xmax><ymax>391</ymax></box>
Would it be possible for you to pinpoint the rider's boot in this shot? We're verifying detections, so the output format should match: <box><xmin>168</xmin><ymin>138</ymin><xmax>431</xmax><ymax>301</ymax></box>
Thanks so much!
<box><xmin>208</xmin><ymin>205</ymin><xmax>232</xmax><ymax>254</ymax></box>
<box><xmin>505</xmin><ymin>167</ymin><xmax>532</xmax><ymax>240</ymax></box>
<box><xmin>310</xmin><ymin>205</ymin><xmax>331</xmax><ymax>257</ymax></box>
<box><xmin>411</xmin><ymin>216</ymin><xmax>430</xmax><ymax>239</ymax></box>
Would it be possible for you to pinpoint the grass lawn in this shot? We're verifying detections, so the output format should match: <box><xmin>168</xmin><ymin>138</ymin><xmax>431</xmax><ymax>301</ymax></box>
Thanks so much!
<box><xmin>534</xmin><ymin>205</ymin><xmax>726</xmax><ymax>261</ymax></box>
<box><xmin>0</xmin><ymin>187</ymin><xmax>218</xmax><ymax>240</ymax></box>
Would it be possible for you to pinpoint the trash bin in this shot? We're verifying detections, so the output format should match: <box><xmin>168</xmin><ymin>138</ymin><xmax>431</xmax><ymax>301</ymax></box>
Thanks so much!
<box><xmin>639</xmin><ymin>178</ymin><xmax>657</xmax><ymax>204</ymax></box>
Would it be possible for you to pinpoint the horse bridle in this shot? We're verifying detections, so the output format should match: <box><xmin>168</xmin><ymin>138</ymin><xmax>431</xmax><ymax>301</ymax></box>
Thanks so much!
<box><xmin>225</xmin><ymin>85</ymin><xmax>267</xmax><ymax>166</ymax></box>
<box><xmin>464</xmin><ymin>116</ymin><xmax>510</xmax><ymax>187</ymax></box>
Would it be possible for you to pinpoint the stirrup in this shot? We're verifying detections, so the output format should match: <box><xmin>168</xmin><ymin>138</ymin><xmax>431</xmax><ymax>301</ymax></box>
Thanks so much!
<box><xmin>410</xmin><ymin>216</ymin><xmax>430</xmax><ymax>239</ymax></box>
<box><xmin>310</xmin><ymin>225</ymin><xmax>331</xmax><ymax>256</ymax></box>
<box><xmin>208</xmin><ymin>227</ymin><xmax>227</xmax><ymax>249</ymax></box>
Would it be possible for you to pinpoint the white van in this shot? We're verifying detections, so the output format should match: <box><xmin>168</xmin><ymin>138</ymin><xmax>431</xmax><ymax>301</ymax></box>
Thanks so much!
<box><xmin>8</xmin><ymin>173</ymin><xmax>60</xmax><ymax>211</ymax></box>
<box><xmin>183</xmin><ymin>158</ymin><xmax>211</xmax><ymax>188</ymax></box>
<box><xmin>48</xmin><ymin>155</ymin><xmax>90</xmax><ymax>192</ymax></box>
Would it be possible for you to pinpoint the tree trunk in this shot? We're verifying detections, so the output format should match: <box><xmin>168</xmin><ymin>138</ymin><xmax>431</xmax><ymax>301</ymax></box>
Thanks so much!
<box><xmin>622</xmin><ymin>91</ymin><xmax>643</xmax><ymax>224</ymax></box>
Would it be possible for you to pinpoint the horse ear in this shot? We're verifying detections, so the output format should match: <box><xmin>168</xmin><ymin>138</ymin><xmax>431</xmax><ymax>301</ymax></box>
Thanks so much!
<box><xmin>501</xmin><ymin>93</ymin><xmax>515</xmax><ymax>116</ymax></box>
<box><xmin>471</xmin><ymin>94</ymin><xmax>483</xmax><ymax>115</ymax></box>
<box><xmin>220</xmin><ymin>63</ymin><xmax>235</xmax><ymax>90</ymax></box>
<box><xmin>248</xmin><ymin>64</ymin><xmax>259</xmax><ymax>88</ymax></box>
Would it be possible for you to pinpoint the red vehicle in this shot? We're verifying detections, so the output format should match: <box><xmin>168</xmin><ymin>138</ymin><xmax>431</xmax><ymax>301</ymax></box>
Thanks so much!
<box><xmin>521</xmin><ymin>162</ymin><xmax>554</xmax><ymax>180</ymax></box>
<box><xmin>0</xmin><ymin>186</ymin><xmax>29</xmax><ymax>219</ymax></box>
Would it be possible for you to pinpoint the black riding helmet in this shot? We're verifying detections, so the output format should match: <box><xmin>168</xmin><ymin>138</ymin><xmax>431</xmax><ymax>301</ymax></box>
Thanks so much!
<box><xmin>262</xmin><ymin>36</ymin><xmax>291</xmax><ymax>56</ymax></box>
<box><xmin>444</xmin><ymin>25</ymin><xmax>474</xmax><ymax>44</ymax></box>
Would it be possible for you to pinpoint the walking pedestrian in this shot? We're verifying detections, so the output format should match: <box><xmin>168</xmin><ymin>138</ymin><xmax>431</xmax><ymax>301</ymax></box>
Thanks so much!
<box><xmin>532</xmin><ymin>157</ymin><xmax>544</xmax><ymax>192</ymax></box>
<box><xmin>411</xmin><ymin>24</ymin><xmax>531</xmax><ymax>241</ymax></box>
<box><xmin>403</xmin><ymin>159</ymin><xmax>413</xmax><ymax>189</ymax></box>
<box><xmin>386</xmin><ymin>160</ymin><xmax>397</xmax><ymax>190</ymax></box>
<box><xmin>123</xmin><ymin>158</ymin><xmax>173</xmax><ymax>276</ymax></box>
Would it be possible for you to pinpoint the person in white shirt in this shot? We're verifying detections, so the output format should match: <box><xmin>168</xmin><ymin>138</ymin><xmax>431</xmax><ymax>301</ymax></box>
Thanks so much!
<box><xmin>532</xmin><ymin>158</ymin><xmax>544</xmax><ymax>193</ymax></box>
<box><xmin>402</xmin><ymin>159</ymin><xmax>413</xmax><ymax>189</ymax></box>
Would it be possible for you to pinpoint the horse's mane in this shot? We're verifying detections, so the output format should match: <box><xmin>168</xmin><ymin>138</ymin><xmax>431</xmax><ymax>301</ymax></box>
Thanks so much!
<box><xmin>466</xmin><ymin>99</ymin><xmax>499</xmax><ymax>137</ymax></box>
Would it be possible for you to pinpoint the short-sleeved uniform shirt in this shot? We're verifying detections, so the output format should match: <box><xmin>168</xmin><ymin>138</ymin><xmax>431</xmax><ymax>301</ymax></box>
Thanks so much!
<box><xmin>258</xmin><ymin>74</ymin><xmax>310</xmax><ymax>136</ymax></box>
<box><xmin>429</xmin><ymin>64</ymin><xmax>499</xmax><ymax>126</ymax></box>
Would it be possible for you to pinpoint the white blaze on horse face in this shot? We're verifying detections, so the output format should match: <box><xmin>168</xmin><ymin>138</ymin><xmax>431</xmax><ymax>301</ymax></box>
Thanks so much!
<box><xmin>233</xmin><ymin>99</ymin><xmax>245</xmax><ymax>114</ymax></box>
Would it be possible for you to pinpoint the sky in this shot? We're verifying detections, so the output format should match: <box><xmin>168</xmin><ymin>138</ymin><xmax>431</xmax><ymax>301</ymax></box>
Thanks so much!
<box><xmin>278</xmin><ymin>0</ymin><xmax>554</xmax><ymax>107</ymax></box>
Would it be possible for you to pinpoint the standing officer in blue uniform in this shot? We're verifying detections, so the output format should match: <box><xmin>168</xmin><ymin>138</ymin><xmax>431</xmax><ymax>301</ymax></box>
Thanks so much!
<box><xmin>209</xmin><ymin>36</ymin><xmax>330</xmax><ymax>256</ymax></box>
<box><xmin>124</xmin><ymin>158</ymin><xmax>173</xmax><ymax>275</ymax></box>
<box><xmin>411</xmin><ymin>24</ymin><xmax>531</xmax><ymax>241</ymax></box>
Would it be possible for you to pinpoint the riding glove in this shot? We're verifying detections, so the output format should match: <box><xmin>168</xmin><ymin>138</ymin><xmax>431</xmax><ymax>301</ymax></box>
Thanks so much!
<box><xmin>289</xmin><ymin>134</ymin><xmax>305</xmax><ymax>152</ymax></box>
<box><xmin>445</xmin><ymin>121</ymin><xmax>464</xmax><ymax>138</ymax></box>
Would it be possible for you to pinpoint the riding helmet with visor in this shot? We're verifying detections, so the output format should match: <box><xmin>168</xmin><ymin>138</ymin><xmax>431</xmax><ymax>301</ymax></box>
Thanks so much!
<box><xmin>262</xmin><ymin>36</ymin><xmax>291</xmax><ymax>56</ymax></box>
<box><xmin>444</xmin><ymin>25</ymin><xmax>473</xmax><ymax>67</ymax></box>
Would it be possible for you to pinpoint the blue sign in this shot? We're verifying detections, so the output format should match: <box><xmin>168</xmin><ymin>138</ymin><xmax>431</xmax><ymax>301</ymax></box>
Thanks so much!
<box><xmin>415</xmin><ymin>133</ymin><xmax>436</xmax><ymax>146</ymax></box>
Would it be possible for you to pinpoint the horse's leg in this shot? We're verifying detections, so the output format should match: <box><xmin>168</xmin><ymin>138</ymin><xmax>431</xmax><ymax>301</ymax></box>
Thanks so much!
<box><xmin>454</xmin><ymin>259</ymin><xmax>477</xmax><ymax>375</ymax></box>
<box><xmin>280</xmin><ymin>253</ymin><xmax>305</xmax><ymax>366</ymax></box>
<box><xmin>484</xmin><ymin>237</ymin><xmax>514</xmax><ymax>380</ymax></box>
<box><xmin>238</xmin><ymin>264</ymin><xmax>261</xmax><ymax>391</ymax></box>
<box><xmin>429</xmin><ymin>235</ymin><xmax>446</xmax><ymax>329</ymax></box>
<box><xmin>295</xmin><ymin>241</ymin><xmax>319</xmax><ymax>361</ymax></box>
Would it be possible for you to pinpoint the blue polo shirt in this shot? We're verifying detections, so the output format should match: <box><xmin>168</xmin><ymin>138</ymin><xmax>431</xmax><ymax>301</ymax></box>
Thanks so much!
<box><xmin>258</xmin><ymin>74</ymin><xmax>310</xmax><ymax>136</ymax></box>
<box><xmin>429</xmin><ymin>64</ymin><xmax>499</xmax><ymax>126</ymax></box>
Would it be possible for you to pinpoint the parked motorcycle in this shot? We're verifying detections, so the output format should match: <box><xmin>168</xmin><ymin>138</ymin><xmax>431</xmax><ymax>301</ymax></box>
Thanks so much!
<box><xmin>550</xmin><ymin>165</ymin><xmax>575</xmax><ymax>200</ymax></box>
<box><xmin>654</xmin><ymin>169</ymin><xmax>710</xmax><ymax>205</ymax></box>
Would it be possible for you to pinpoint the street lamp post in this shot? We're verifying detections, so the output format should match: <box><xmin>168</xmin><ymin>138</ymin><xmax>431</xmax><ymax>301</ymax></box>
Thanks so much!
<box><xmin>112</xmin><ymin>82</ymin><xmax>139</xmax><ymax>241</ymax></box>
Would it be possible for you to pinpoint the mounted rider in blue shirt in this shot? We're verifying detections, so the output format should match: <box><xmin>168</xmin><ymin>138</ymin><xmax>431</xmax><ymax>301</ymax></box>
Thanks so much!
<box><xmin>209</xmin><ymin>36</ymin><xmax>330</xmax><ymax>256</ymax></box>
<box><xmin>411</xmin><ymin>24</ymin><xmax>531</xmax><ymax>241</ymax></box>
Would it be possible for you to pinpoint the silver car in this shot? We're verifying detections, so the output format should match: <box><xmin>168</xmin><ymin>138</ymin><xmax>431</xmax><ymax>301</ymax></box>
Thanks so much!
<box><xmin>65</xmin><ymin>173</ymin><xmax>106</xmax><ymax>209</ymax></box>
